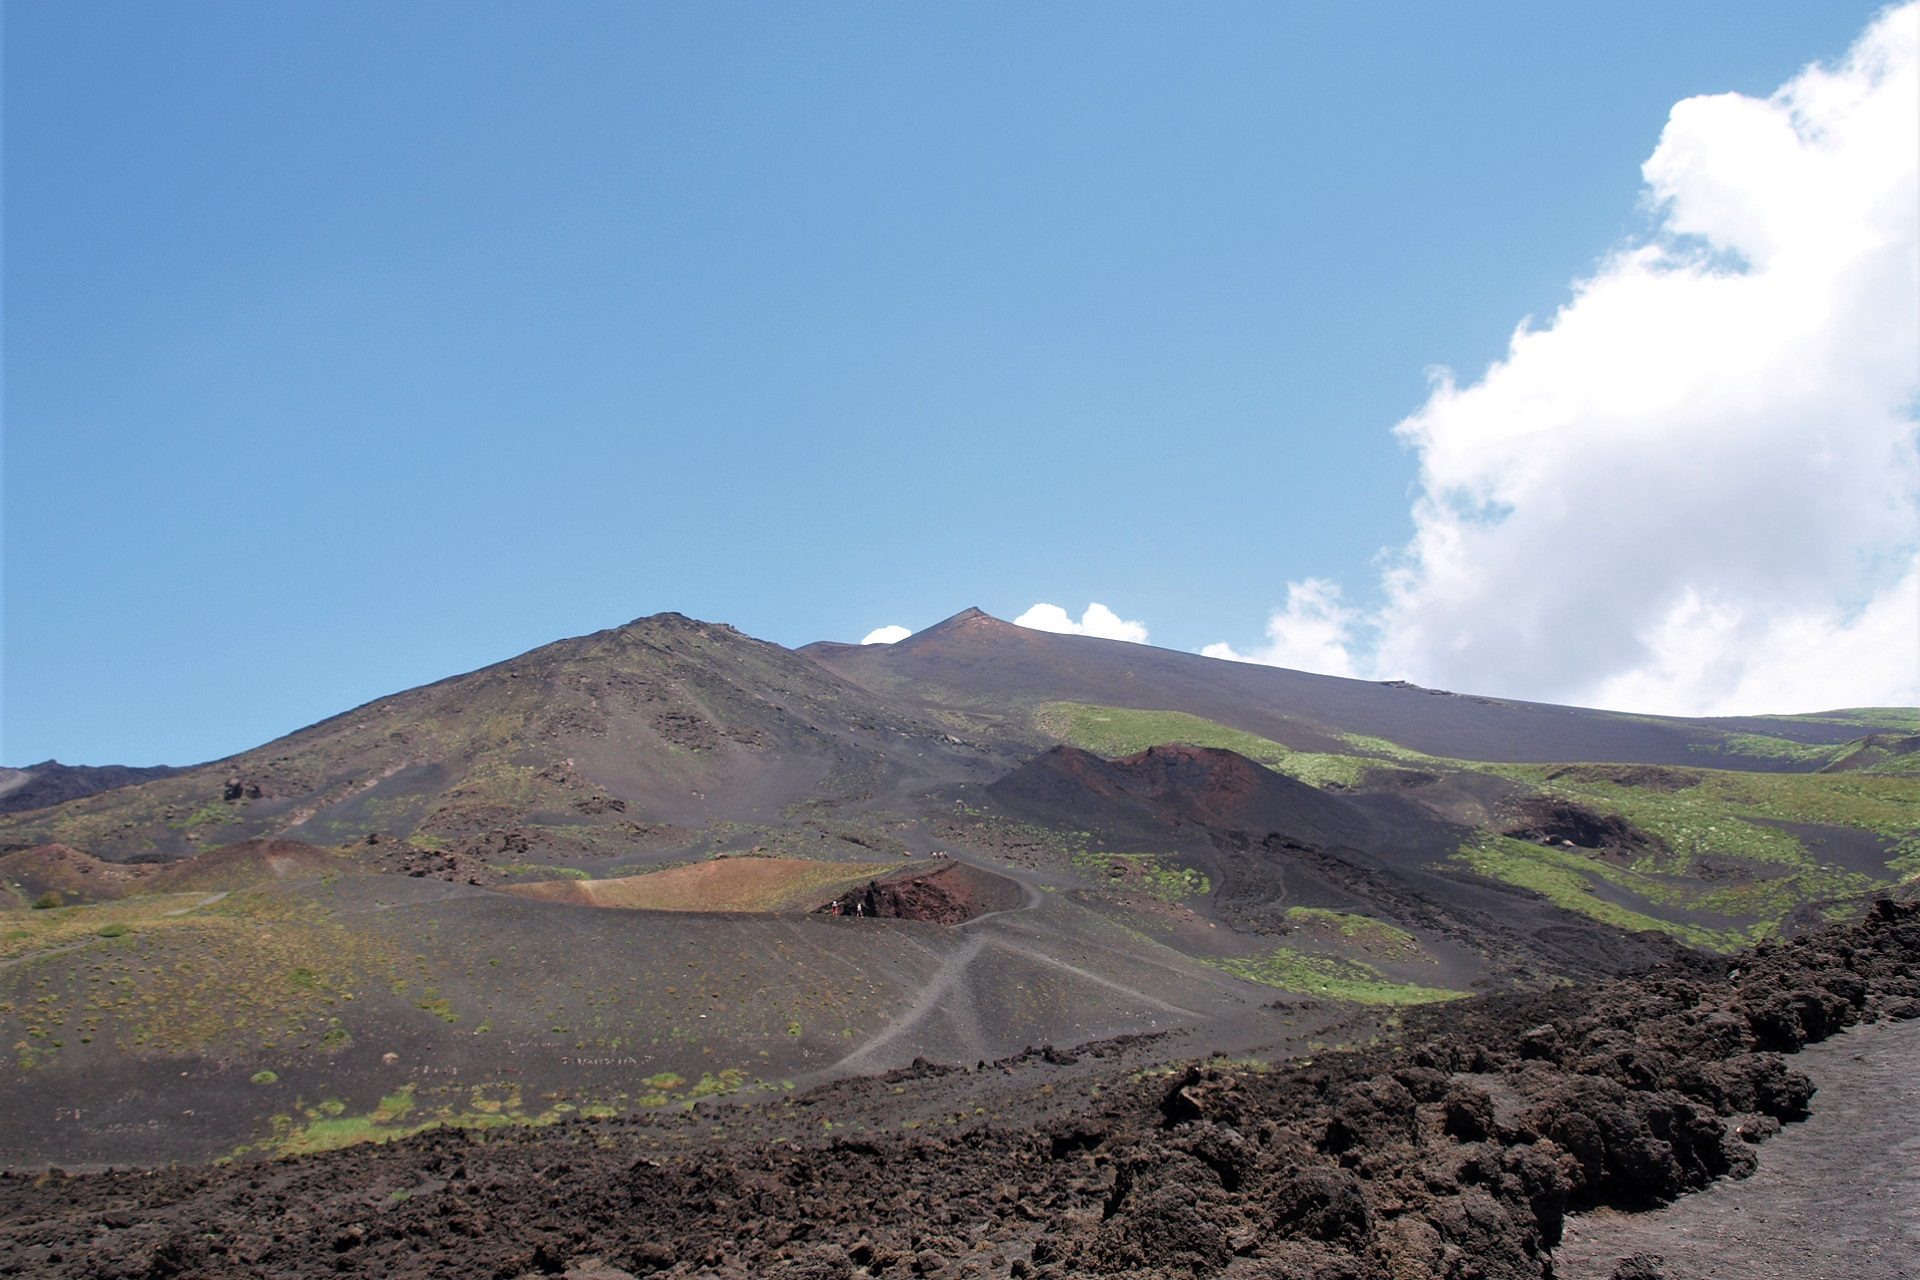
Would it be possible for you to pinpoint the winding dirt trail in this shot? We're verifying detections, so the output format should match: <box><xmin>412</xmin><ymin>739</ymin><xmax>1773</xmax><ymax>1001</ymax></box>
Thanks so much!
<box><xmin>830</xmin><ymin>932</ymin><xmax>992</xmax><ymax>1074</ymax></box>
<box><xmin>163</xmin><ymin>890</ymin><xmax>228</xmax><ymax>915</ymax></box>
<box><xmin>1556</xmin><ymin>1015</ymin><xmax>1920</xmax><ymax>1280</ymax></box>
<box><xmin>827</xmin><ymin>865</ymin><xmax>1207</xmax><ymax>1075</ymax></box>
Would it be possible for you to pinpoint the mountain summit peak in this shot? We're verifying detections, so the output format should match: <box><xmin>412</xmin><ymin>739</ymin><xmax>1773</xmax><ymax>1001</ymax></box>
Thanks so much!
<box><xmin>928</xmin><ymin>606</ymin><xmax>1007</xmax><ymax>630</ymax></box>
<box><xmin>887</xmin><ymin>607</ymin><xmax>1025</xmax><ymax>646</ymax></box>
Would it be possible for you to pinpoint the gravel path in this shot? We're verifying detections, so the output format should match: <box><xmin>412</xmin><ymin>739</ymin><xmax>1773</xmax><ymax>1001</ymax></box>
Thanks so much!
<box><xmin>1556</xmin><ymin>1015</ymin><xmax>1920</xmax><ymax>1280</ymax></box>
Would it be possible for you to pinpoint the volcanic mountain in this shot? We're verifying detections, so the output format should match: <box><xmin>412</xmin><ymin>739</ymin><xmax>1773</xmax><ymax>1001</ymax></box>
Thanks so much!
<box><xmin>0</xmin><ymin>612</ymin><xmax>1010</xmax><ymax>866</ymax></box>
<box><xmin>0</xmin><ymin>607</ymin><xmax>1913</xmax><ymax>1173</ymax></box>
<box><xmin>804</xmin><ymin>607</ymin><xmax>1882</xmax><ymax>769</ymax></box>
<box><xmin>0</xmin><ymin>761</ymin><xmax>185</xmax><ymax>817</ymax></box>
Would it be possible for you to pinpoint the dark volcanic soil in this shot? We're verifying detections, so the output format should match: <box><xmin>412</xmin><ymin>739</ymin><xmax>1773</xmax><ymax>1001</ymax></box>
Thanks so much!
<box><xmin>0</xmin><ymin>763</ymin><xmax>186</xmax><ymax>820</ymax></box>
<box><xmin>988</xmin><ymin>742</ymin><xmax>1687</xmax><ymax>987</ymax></box>
<box><xmin>808</xmin><ymin>608</ymin><xmax>1873</xmax><ymax>770</ymax></box>
<box><xmin>4</xmin><ymin>901</ymin><xmax>1916</xmax><ymax>1280</ymax></box>
<box><xmin>1555</xmin><ymin>1014</ymin><xmax>1920</xmax><ymax>1279</ymax></box>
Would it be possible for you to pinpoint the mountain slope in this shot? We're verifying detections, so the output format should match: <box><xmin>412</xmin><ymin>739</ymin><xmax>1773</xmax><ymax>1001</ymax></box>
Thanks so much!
<box><xmin>0</xmin><ymin>761</ymin><xmax>187</xmax><ymax>816</ymax></box>
<box><xmin>0</xmin><ymin>613</ymin><xmax>1007</xmax><ymax>864</ymax></box>
<box><xmin>804</xmin><ymin>608</ymin><xmax>1894</xmax><ymax>770</ymax></box>
<box><xmin>1</xmin><ymin>606</ymin><xmax>1913</xmax><ymax>1170</ymax></box>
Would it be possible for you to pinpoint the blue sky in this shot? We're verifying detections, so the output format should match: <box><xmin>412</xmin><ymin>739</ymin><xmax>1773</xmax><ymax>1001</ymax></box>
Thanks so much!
<box><xmin>5</xmin><ymin>1</ymin><xmax>1913</xmax><ymax>765</ymax></box>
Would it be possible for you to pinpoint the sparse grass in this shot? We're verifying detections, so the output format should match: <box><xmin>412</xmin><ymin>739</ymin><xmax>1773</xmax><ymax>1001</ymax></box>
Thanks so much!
<box><xmin>493</xmin><ymin>862</ymin><xmax>591</xmax><ymax>881</ymax></box>
<box><xmin>1456</xmin><ymin>835</ymin><xmax>1766</xmax><ymax>951</ymax></box>
<box><xmin>415</xmin><ymin>994</ymin><xmax>459</xmax><ymax>1023</ymax></box>
<box><xmin>0</xmin><ymin>886</ymin><xmax>428</xmax><ymax>1061</ymax></box>
<box><xmin>687</xmin><ymin>1068</ymin><xmax>748</xmax><ymax>1099</ymax></box>
<box><xmin>268</xmin><ymin>1093</ymin><xmax>435</xmax><ymax>1156</ymax></box>
<box><xmin>1281</xmin><ymin>908</ymin><xmax>1422</xmax><ymax>960</ymax></box>
<box><xmin>1208</xmin><ymin>947</ymin><xmax>1465</xmax><ymax>1005</ymax></box>
<box><xmin>1493</xmin><ymin>763</ymin><xmax>1920</xmax><ymax>876</ymax></box>
<box><xmin>1696</xmin><ymin>733</ymin><xmax>1845</xmax><ymax>766</ymax></box>
<box><xmin>1071</xmin><ymin>851</ymin><xmax>1211</xmax><ymax>903</ymax></box>
<box><xmin>175</xmin><ymin>801</ymin><xmax>241</xmax><ymax>831</ymax></box>
<box><xmin>1755</xmin><ymin>708</ymin><xmax>1920</xmax><ymax>734</ymax></box>
<box><xmin>0</xmin><ymin>893</ymin><xmax>224</xmax><ymax>962</ymax></box>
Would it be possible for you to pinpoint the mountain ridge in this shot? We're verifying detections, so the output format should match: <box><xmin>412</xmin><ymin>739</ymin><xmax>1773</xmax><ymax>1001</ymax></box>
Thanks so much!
<box><xmin>1</xmin><ymin>605</ymin><xmax>1914</xmax><ymax>1171</ymax></box>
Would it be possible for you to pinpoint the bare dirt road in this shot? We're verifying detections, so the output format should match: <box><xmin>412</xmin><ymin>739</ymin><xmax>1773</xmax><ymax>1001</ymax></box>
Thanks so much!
<box><xmin>1557</xmin><ymin>1014</ymin><xmax>1920</xmax><ymax>1280</ymax></box>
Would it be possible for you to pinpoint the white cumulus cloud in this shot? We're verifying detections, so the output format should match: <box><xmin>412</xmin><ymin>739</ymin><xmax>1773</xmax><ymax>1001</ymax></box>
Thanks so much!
<box><xmin>1216</xmin><ymin>4</ymin><xmax>1920</xmax><ymax>714</ymax></box>
<box><xmin>1014</xmin><ymin>602</ymin><xmax>1150</xmax><ymax>644</ymax></box>
<box><xmin>860</xmin><ymin>624</ymin><xmax>912</xmax><ymax>645</ymax></box>
<box><xmin>1201</xmin><ymin>579</ymin><xmax>1359</xmax><ymax>677</ymax></box>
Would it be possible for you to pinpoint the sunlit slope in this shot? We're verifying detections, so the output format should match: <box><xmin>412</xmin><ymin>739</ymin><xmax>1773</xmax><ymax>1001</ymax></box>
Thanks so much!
<box><xmin>0</xmin><ymin>613</ymin><xmax>1006</xmax><ymax>864</ymax></box>
<box><xmin>0</xmin><ymin>863</ymin><xmax>1256</xmax><ymax>1165</ymax></box>
<box><xmin>502</xmin><ymin>856</ymin><xmax>905</xmax><ymax>912</ymax></box>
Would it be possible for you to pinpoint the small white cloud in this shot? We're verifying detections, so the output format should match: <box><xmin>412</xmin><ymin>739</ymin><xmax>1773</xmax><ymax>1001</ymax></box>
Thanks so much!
<box><xmin>1013</xmin><ymin>602</ymin><xmax>1150</xmax><ymax>644</ymax></box>
<box><xmin>1202</xmin><ymin>579</ymin><xmax>1360</xmax><ymax>677</ymax></box>
<box><xmin>860</xmin><ymin>624</ymin><xmax>912</xmax><ymax>645</ymax></box>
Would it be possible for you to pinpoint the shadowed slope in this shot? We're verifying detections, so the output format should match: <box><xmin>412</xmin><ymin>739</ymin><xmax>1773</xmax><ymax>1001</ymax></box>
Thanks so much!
<box><xmin>0</xmin><ymin>762</ymin><xmax>187</xmax><ymax>816</ymax></box>
<box><xmin>991</xmin><ymin>744</ymin><xmax>1387</xmax><ymax>849</ymax></box>
<box><xmin>989</xmin><ymin>743</ymin><xmax>1690</xmax><ymax>985</ymax></box>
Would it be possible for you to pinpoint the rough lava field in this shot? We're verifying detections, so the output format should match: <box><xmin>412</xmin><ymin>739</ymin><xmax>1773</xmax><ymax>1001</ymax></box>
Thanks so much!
<box><xmin>1</xmin><ymin>609</ymin><xmax>1916</xmax><ymax>1278</ymax></box>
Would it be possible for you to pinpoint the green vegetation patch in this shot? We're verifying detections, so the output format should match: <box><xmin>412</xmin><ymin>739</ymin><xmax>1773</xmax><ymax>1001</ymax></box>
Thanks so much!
<box><xmin>1496</xmin><ymin>763</ymin><xmax>1920</xmax><ymax>878</ymax></box>
<box><xmin>249</xmin><ymin>1064</ymin><xmax>789</xmax><ymax>1158</ymax></box>
<box><xmin>493</xmin><ymin>862</ymin><xmax>591</xmax><ymax>881</ymax></box>
<box><xmin>1693</xmin><ymin>733</ymin><xmax>1844</xmax><ymax>766</ymax></box>
<box><xmin>1209</xmin><ymin>947</ymin><xmax>1465</xmax><ymax>1005</ymax></box>
<box><xmin>1071</xmin><ymin>851</ymin><xmax>1211</xmax><ymax>903</ymax></box>
<box><xmin>1457</xmin><ymin>836</ymin><xmax>1767</xmax><ymax>951</ymax></box>
<box><xmin>265</xmin><ymin>1086</ymin><xmax>431</xmax><ymax>1156</ymax></box>
<box><xmin>1756</xmin><ymin>708</ymin><xmax>1920</xmax><ymax>734</ymax></box>
<box><xmin>174</xmin><ymin>801</ymin><xmax>242</xmax><ymax>832</ymax></box>
<box><xmin>1281</xmin><ymin>908</ymin><xmax>1422</xmax><ymax>960</ymax></box>
<box><xmin>1036</xmin><ymin>702</ymin><xmax>1381</xmax><ymax>788</ymax></box>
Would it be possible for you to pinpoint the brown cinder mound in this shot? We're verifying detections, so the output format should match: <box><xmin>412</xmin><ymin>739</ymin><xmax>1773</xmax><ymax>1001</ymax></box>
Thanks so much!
<box><xmin>815</xmin><ymin>860</ymin><xmax>1024</xmax><ymax>925</ymax></box>
<box><xmin>0</xmin><ymin>843</ymin><xmax>153</xmax><ymax>906</ymax></box>
<box><xmin>989</xmin><ymin>743</ymin><xmax>1382</xmax><ymax>847</ymax></box>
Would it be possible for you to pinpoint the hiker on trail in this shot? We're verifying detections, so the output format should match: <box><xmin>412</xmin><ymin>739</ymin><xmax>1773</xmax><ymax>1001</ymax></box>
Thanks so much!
<box><xmin>855</xmin><ymin>900</ymin><xmax>863</xmax><ymax>917</ymax></box>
